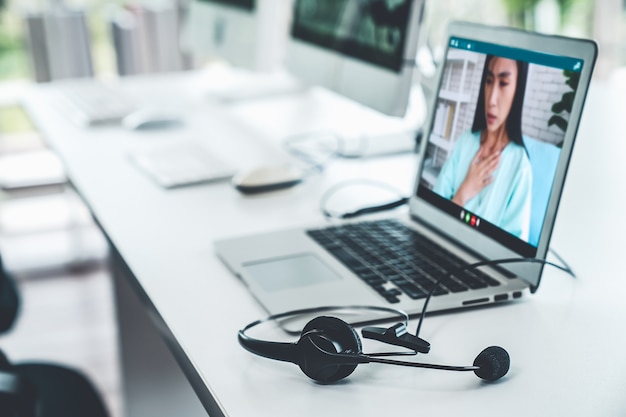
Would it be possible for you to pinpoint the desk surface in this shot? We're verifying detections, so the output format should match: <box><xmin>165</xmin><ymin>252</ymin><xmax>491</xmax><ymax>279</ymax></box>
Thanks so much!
<box><xmin>21</xmin><ymin>70</ymin><xmax>626</xmax><ymax>417</ymax></box>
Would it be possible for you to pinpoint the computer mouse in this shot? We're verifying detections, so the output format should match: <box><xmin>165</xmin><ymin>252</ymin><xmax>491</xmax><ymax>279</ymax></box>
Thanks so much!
<box><xmin>122</xmin><ymin>107</ymin><xmax>184</xmax><ymax>131</ymax></box>
<box><xmin>232</xmin><ymin>164</ymin><xmax>304</xmax><ymax>194</ymax></box>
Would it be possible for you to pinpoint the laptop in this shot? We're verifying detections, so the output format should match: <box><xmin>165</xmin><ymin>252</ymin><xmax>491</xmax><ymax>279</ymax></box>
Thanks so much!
<box><xmin>215</xmin><ymin>21</ymin><xmax>597</xmax><ymax>323</ymax></box>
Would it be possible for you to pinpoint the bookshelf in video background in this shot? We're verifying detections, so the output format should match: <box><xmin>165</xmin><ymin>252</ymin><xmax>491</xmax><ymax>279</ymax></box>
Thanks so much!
<box><xmin>422</xmin><ymin>50</ymin><xmax>484</xmax><ymax>189</ymax></box>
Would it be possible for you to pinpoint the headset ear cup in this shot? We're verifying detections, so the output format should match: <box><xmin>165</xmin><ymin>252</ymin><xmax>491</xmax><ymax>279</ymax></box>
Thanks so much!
<box><xmin>297</xmin><ymin>316</ymin><xmax>362</xmax><ymax>383</ymax></box>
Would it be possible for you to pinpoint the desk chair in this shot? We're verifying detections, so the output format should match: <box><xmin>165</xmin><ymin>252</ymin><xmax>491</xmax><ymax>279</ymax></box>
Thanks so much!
<box><xmin>0</xmin><ymin>132</ymin><xmax>108</xmax><ymax>275</ymax></box>
<box><xmin>0</xmin><ymin>255</ymin><xmax>109</xmax><ymax>417</ymax></box>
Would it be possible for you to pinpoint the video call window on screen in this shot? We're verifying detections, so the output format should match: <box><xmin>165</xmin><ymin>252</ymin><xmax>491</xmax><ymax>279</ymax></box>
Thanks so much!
<box><xmin>418</xmin><ymin>37</ymin><xmax>583</xmax><ymax>255</ymax></box>
<box><xmin>291</xmin><ymin>0</ymin><xmax>412</xmax><ymax>72</ymax></box>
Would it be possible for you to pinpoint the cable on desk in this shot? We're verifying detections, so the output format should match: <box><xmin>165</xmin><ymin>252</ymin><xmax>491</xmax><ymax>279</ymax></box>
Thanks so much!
<box><xmin>282</xmin><ymin>130</ymin><xmax>344</xmax><ymax>176</ymax></box>
<box><xmin>319</xmin><ymin>179</ymin><xmax>410</xmax><ymax>220</ymax></box>
<box><xmin>547</xmin><ymin>248</ymin><xmax>576</xmax><ymax>279</ymax></box>
<box><xmin>414</xmin><ymin>256</ymin><xmax>578</xmax><ymax>340</ymax></box>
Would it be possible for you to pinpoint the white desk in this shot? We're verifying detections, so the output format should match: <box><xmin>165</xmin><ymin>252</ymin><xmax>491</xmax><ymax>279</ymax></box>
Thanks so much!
<box><xmin>20</xmin><ymin>70</ymin><xmax>626</xmax><ymax>417</ymax></box>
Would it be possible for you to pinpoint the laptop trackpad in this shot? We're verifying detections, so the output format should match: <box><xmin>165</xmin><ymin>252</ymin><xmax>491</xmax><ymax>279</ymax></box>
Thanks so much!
<box><xmin>243</xmin><ymin>254</ymin><xmax>342</xmax><ymax>292</ymax></box>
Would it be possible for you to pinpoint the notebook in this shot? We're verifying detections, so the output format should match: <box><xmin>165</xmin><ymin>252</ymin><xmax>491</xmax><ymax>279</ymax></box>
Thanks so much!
<box><xmin>215</xmin><ymin>21</ymin><xmax>597</xmax><ymax>323</ymax></box>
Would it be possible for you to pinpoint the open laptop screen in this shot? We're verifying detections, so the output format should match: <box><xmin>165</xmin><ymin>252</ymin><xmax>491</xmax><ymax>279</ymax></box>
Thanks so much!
<box><xmin>417</xmin><ymin>36</ymin><xmax>585</xmax><ymax>257</ymax></box>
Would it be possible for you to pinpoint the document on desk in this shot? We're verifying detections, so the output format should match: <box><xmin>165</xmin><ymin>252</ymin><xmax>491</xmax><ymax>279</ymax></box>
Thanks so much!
<box><xmin>129</xmin><ymin>141</ymin><xmax>237</xmax><ymax>189</ymax></box>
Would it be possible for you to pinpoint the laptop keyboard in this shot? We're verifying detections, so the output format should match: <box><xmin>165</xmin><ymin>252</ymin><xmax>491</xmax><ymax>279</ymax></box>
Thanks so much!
<box><xmin>307</xmin><ymin>219</ymin><xmax>500</xmax><ymax>304</ymax></box>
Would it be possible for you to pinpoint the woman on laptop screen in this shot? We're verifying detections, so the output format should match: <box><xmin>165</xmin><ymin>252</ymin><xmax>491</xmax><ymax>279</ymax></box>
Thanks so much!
<box><xmin>433</xmin><ymin>55</ymin><xmax>532</xmax><ymax>241</ymax></box>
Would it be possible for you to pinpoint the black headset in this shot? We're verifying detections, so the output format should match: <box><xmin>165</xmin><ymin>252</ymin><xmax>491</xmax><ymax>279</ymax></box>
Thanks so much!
<box><xmin>238</xmin><ymin>305</ymin><xmax>510</xmax><ymax>384</ymax></box>
<box><xmin>237</xmin><ymin>257</ymin><xmax>578</xmax><ymax>384</ymax></box>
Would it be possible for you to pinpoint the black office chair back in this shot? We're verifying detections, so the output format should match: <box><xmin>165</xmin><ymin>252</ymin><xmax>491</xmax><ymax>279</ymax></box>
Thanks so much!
<box><xmin>0</xmin><ymin>254</ymin><xmax>33</xmax><ymax>416</ymax></box>
<box><xmin>0</xmin><ymin>254</ymin><xmax>109</xmax><ymax>417</ymax></box>
<box><xmin>0</xmin><ymin>255</ymin><xmax>20</xmax><ymax>333</ymax></box>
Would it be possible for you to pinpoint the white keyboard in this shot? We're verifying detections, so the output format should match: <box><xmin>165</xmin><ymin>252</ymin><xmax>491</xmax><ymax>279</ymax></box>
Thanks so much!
<box><xmin>55</xmin><ymin>81</ymin><xmax>137</xmax><ymax>127</ymax></box>
<box><xmin>130</xmin><ymin>142</ymin><xmax>237</xmax><ymax>189</ymax></box>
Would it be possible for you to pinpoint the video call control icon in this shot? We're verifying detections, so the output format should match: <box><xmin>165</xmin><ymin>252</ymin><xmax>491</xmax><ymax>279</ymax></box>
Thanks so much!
<box><xmin>460</xmin><ymin>210</ymin><xmax>480</xmax><ymax>228</ymax></box>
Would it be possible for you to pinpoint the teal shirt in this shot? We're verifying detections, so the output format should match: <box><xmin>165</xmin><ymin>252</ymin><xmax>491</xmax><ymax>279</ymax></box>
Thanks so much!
<box><xmin>433</xmin><ymin>131</ymin><xmax>532</xmax><ymax>241</ymax></box>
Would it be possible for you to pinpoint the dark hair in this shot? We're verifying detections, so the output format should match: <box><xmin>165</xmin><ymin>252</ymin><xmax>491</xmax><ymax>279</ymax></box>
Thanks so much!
<box><xmin>471</xmin><ymin>54</ymin><xmax>529</xmax><ymax>148</ymax></box>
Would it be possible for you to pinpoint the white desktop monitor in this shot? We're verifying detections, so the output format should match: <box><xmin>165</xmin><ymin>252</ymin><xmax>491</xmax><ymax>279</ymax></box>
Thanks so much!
<box><xmin>285</xmin><ymin>0</ymin><xmax>425</xmax><ymax>117</ymax></box>
<box><xmin>183</xmin><ymin>0</ymin><xmax>291</xmax><ymax>72</ymax></box>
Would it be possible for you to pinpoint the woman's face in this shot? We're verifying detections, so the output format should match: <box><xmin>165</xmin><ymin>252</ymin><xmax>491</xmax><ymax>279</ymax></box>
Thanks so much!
<box><xmin>484</xmin><ymin>57</ymin><xmax>518</xmax><ymax>133</ymax></box>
